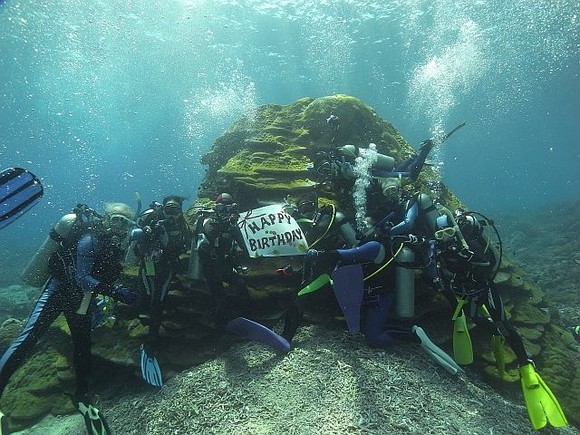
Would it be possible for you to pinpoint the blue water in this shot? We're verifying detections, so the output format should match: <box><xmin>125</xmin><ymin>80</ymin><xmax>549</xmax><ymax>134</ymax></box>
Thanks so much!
<box><xmin>1</xmin><ymin>0</ymin><xmax>579</xmax><ymax>275</ymax></box>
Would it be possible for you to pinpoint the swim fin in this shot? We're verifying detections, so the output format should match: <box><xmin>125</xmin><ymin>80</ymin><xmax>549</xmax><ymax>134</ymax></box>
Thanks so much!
<box><xmin>331</xmin><ymin>265</ymin><xmax>364</xmax><ymax>334</ymax></box>
<box><xmin>0</xmin><ymin>167</ymin><xmax>43</xmax><ymax>230</ymax></box>
<box><xmin>140</xmin><ymin>343</ymin><xmax>163</xmax><ymax>387</ymax></box>
<box><xmin>492</xmin><ymin>335</ymin><xmax>506</xmax><ymax>377</ymax></box>
<box><xmin>452</xmin><ymin>301</ymin><xmax>473</xmax><ymax>365</ymax></box>
<box><xmin>413</xmin><ymin>326</ymin><xmax>464</xmax><ymax>376</ymax></box>
<box><xmin>74</xmin><ymin>397</ymin><xmax>111</xmax><ymax>435</ymax></box>
<box><xmin>227</xmin><ymin>317</ymin><xmax>291</xmax><ymax>354</ymax></box>
<box><xmin>519</xmin><ymin>363</ymin><xmax>568</xmax><ymax>430</ymax></box>
<box><xmin>297</xmin><ymin>273</ymin><xmax>332</xmax><ymax>296</ymax></box>
<box><xmin>0</xmin><ymin>409</ymin><xmax>8</xmax><ymax>435</ymax></box>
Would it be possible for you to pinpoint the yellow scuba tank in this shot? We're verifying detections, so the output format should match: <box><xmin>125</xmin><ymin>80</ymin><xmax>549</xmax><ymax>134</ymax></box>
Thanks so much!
<box><xmin>20</xmin><ymin>213</ymin><xmax>78</xmax><ymax>287</ymax></box>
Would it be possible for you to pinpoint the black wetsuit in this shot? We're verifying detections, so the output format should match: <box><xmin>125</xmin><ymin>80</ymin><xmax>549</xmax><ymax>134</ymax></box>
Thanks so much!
<box><xmin>0</xmin><ymin>232</ymin><xmax>124</xmax><ymax>398</ymax></box>
<box><xmin>135</xmin><ymin>208</ymin><xmax>190</xmax><ymax>345</ymax></box>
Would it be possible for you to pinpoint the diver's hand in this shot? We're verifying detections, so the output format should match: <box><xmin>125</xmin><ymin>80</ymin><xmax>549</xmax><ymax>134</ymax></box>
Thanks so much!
<box><xmin>112</xmin><ymin>286</ymin><xmax>139</xmax><ymax>305</ymax></box>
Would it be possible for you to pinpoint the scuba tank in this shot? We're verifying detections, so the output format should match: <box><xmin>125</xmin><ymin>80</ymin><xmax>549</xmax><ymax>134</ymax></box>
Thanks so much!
<box><xmin>21</xmin><ymin>213</ymin><xmax>78</xmax><ymax>287</ymax></box>
<box><xmin>394</xmin><ymin>247</ymin><xmax>415</xmax><ymax>318</ymax></box>
<box><xmin>339</xmin><ymin>144</ymin><xmax>396</xmax><ymax>172</ymax></box>
<box><xmin>187</xmin><ymin>209</ymin><xmax>212</xmax><ymax>281</ymax></box>
<box><xmin>417</xmin><ymin>193</ymin><xmax>440</xmax><ymax>234</ymax></box>
<box><xmin>188</xmin><ymin>235</ymin><xmax>203</xmax><ymax>281</ymax></box>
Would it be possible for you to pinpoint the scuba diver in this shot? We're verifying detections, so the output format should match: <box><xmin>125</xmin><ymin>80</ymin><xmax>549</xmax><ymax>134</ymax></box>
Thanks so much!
<box><xmin>326</xmin><ymin>114</ymin><xmax>340</xmax><ymax>144</ymax></box>
<box><xmin>192</xmin><ymin>193</ymin><xmax>296</xmax><ymax>352</ymax></box>
<box><xmin>131</xmin><ymin>195</ymin><xmax>191</xmax><ymax>387</ymax></box>
<box><xmin>285</xmin><ymin>192</ymin><xmax>358</xmax><ymax>250</ymax></box>
<box><xmin>1</xmin><ymin>202</ymin><xmax>138</xmax><ymax>435</ymax></box>
<box><xmin>194</xmin><ymin>193</ymin><xmax>248</xmax><ymax>329</ymax></box>
<box><xmin>428</xmin><ymin>208</ymin><xmax>568</xmax><ymax>430</ymax></box>
<box><xmin>297</xmin><ymin>124</ymin><xmax>465</xmax><ymax>348</ymax></box>
<box><xmin>0</xmin><ymin>167</ymin><xmax>43</xmax><ymax>230</ymax></box>
<box><xmin>300</xmin><ymin>240</ymin><xmax>463</xmax><ymax>375</ymax></box>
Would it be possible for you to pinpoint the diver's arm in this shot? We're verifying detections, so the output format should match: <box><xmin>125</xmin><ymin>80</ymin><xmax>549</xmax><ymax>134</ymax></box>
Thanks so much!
<box><xmin>75</xmin><ymin>233</ymin><xmax>102</xmax><ymax>293</ymax></box>
<box><xmin>387</xmin><ymin>201</ymin><xmax>418</xmax><ymax>235</ymax></box>
<box><xmin>394</xmin><ymin>140</ymin><xmax>434</xmax><ymax>181</ymax></box>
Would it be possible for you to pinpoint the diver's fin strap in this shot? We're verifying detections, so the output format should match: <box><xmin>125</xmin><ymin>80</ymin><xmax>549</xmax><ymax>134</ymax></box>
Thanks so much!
<box><xmin>76</xmin><ymin>400</ymin><xmax>111</xmax><ymax>435</ymax></box>
<box><xmin>451</xmin><ymin>298</ymin><xmax>467</xmax><ymax>321</ymax></box>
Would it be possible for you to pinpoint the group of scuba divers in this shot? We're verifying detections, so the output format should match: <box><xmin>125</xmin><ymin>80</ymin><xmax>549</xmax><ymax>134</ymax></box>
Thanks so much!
<box><xmin>0</xmin><ymin>120</ymin><xmax>572</xmax><ymax>434</ymax></box>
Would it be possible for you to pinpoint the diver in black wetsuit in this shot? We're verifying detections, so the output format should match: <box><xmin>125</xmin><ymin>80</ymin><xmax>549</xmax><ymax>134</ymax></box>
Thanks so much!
<box><xmin>133</xmin><ymin>197</ymin><xmax>191</xmax><ymax>349</ymax></box>
<box><xmin>0</xmin><ymin>202</ymin><xmax>138</xmax><ymax>435</ymax></box>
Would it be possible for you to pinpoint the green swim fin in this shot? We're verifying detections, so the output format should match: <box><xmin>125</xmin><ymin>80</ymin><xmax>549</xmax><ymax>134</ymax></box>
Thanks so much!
<box><xmin>519</xmin><ymin>363</ymin><xmax>568</xmax><ymax>430</ymax></box>
<box><xmin>297</xmin><ymin>273</ymin><xmax>332</xmax><ymax>296</ymax></box>
<box><xmin>452</xmin><ymin>300</ymin><xmax>473</xmax><ymax>365</ymax></box>
<box><xmin>492</xmin><ymin>335</ymin><xmax>506</xmax><ymax>377</ymax></box>
<box><xmin>74</xmin><ymin>397</ymin><xmax>111</xmax><ymax>435</ymax></box>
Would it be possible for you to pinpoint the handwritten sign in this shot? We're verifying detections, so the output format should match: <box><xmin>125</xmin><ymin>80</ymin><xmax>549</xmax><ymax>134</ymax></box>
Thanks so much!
<box><xmin>237</xmin><ymin>204</ymin><xmax>309</xmax><ymax>258</ymax></box>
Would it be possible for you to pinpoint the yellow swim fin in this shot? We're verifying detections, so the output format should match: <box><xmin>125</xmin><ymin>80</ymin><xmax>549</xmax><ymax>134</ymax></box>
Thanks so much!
<box><xmin>452</xmin><ymin>300</ymin><xmax>473</xmax><ymax>365</ymax></box>
<box><xmin>519</xmin><ymin>363</ymin><xmax>568</xmax><ymax>430</ymax></box>
<box><xmin>492</xmin><ymin>335</ymin><xmax>506</xmax><ymax>377</ymax></box>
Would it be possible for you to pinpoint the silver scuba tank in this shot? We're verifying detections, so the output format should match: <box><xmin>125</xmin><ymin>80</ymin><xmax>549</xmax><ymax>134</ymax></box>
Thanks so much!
<box><xmin>20</xmin><ymin>213</ymin><xmax>77</xmax><ymax>287</ymax></box>
<box><xmin>394</xmin><ymin>247</ymin><xmax>415</xmax><ymax>318</ymax></box>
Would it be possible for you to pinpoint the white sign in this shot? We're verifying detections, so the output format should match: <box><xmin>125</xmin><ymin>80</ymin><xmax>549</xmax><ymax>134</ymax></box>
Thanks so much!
<box><xmin>237</xmin><ymin>204</ymin><xmax>309</xmax><ymax>258</ymax></box>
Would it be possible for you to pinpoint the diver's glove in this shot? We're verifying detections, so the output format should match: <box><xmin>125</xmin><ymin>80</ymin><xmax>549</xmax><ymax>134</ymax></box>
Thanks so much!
<box><xmin>107</xmin><ymin>285</ymin><xmax>139</xmax><ymax>305</ymax></box>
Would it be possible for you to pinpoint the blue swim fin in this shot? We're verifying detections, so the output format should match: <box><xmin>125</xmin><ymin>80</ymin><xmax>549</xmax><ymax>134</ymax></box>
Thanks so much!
<box><xmin>413</xmin><ymin>326</ymin><xmax>464</xmax><ymax>375</ymax></box>
<box><xmin>0</xmin><ymin>167</ymin><xmax>43</xmax><ymax>230</ymax></box>
<box><xmin>227</xmin><ymin>317</ymin><xmax>291</xmax><ymax>354</ymax></box>
<box><xmin>140</xmin><ymin>344</ymin><xmax>163</xmax><ymax>387</ymax></box>
<box><xmin>331</xmin><ymin>265</ymin><xmax>364</xmax><ymax>334</ymax></box>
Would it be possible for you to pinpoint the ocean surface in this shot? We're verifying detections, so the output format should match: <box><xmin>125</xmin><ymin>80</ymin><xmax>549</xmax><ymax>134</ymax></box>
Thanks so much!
<box><xmin>1</xmin><ymin>0</ymin><xmax>579</xmax><ymax>278</ymax></box>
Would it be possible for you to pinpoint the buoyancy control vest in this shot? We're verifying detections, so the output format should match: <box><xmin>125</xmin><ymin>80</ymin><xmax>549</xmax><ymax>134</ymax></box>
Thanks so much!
<box><xmin>21</xmin><ymin>204</ymin><xmax>104</xmax><ymax>287</ymax></box>
<box><xmin>434</xmin><ymin>211</ymin><xmax>501</xmax><ymax>296</ymax></box>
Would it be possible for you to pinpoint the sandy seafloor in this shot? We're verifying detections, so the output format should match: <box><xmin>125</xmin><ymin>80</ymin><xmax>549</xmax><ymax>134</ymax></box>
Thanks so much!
<box><xmin>12</xmin><ymin>321</ymin><xmax>580</xmax><ymax>435</ymax></box>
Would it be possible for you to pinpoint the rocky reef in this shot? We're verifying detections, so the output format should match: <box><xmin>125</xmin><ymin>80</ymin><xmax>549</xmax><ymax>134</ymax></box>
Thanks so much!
<box><xmin>0</xmin><ymin>95</ymin><xmax>577</xmax><ymax>431</ymax></box>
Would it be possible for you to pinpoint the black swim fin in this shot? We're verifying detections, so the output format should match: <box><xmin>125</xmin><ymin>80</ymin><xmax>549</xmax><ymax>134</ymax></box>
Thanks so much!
<box><xmin>73</xmin><ymin>397</ymin><xmax>111</xmax><ymax>435</ymax></box>
<box><xmin>0</xmin><ymin>167</ymin><xmax>43</xmax><ymax>230</ymax></box>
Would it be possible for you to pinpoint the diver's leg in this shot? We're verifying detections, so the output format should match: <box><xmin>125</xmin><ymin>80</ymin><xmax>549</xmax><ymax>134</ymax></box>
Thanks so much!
<box><xmin>0</xmin><ymin>279</ymin><xmax>63</xmax><ymax>396</ymax></box>
<box><xmin>281</xmin><ymin>297</ymin><xmax>303</xmax><ymax>342</ymax></box>
<box><xmin>64</xmin><ymin>306</ymin><xmax>92</xmax><ymax>397</ymax></box>
<box><xmin>483</xmin><ymin>285</ymin><xmax>529</xmax><ymax>365</ymax></box>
